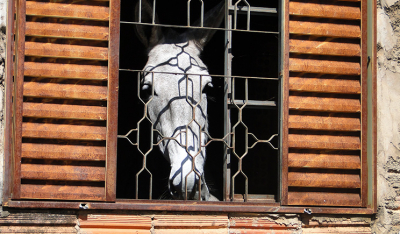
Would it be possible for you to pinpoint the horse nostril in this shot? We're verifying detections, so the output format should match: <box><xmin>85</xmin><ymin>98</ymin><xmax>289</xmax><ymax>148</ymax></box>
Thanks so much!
<box><xmin>169</xmin><ymin>180</ymin><xmax>182</xmax><ymax>199</ymax></box>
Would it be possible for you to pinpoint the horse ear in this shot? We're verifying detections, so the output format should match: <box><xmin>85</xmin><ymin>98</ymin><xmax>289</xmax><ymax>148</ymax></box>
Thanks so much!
<box><xmin>134</xmin><ymin>0</ymin><xmax>163</xmax><ymax>48</ymax></box>
<box><xmin>188</xmin><ymin>2</ymin><xmax>225</xmax><ymax>50</ymax></box>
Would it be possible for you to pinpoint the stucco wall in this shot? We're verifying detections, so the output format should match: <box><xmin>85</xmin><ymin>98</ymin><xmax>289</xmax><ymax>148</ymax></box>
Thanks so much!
<box><xmin>373</xmin><ymin>0</ymin><xmax>400</xmax><ymax>233</ymax></box>
<box><xmin>0</xmin><ymin>0</ymin><xmax>398</xmax><ymax>233</ymax></box>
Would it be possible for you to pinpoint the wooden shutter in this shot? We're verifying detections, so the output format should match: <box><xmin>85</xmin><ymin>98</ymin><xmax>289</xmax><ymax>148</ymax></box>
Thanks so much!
<box><xmin>11</xmin><ymin>0</ymin><xmax>120</xmax><ymax>201</ymax></box>
<box><xmin>282</xmin><ymin>0</ymin><xmax>370</xmax><ymax>206</ymax></box>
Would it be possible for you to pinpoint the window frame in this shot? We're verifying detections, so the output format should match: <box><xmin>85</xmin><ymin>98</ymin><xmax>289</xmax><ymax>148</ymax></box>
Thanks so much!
<box><xmin>2</xmin><ymin>0</ymin><xmax>377</xmax><ymax>214</ymax></box>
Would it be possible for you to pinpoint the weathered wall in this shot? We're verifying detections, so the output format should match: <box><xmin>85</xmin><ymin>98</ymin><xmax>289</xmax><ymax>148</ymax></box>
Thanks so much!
<box><xmin>0</xmin><ymin>0</ymin><xmax>398</xmax><ymax>233</ymax></box>
<box><xmin>372</xmin><ymin>0</ymin><xmax>400</xmax><ymax>233</ymax></box>
<box><xmin>0</xmin><ymin>0</ymin><xmax>7</xmax><ymax>206</ymax></box>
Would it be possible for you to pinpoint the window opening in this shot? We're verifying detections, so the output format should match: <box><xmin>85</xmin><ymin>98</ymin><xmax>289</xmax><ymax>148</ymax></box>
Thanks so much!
<box><xmin>118</xmin><ymin>0</ymin><xmax>280</xmax><ymax>202</ymax></box>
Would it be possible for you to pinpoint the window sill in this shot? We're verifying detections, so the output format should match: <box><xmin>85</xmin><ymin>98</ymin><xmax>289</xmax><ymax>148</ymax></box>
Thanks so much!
<box><xmin>5</xmin><ymin>199</ymin><xmax>376</xmax><ymax>215</ymax></box>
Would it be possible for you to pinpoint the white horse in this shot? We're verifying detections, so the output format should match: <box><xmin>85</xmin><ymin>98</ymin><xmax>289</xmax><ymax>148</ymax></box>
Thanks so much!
<box><xmin>134</xmin><ymin>0</ymin><xmax>224</xmax><ymax>200</ymax></box>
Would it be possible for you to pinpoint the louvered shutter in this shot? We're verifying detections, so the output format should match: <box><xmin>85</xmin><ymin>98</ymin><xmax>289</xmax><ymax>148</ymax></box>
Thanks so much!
<box><xmin>11</xmin><ymin>0</ymin><xmax>120</xmax><ymax>201</ymax></box>
<box><xmin>282</xmin><ymin>0</ymin><xmax>370</xmax><ymax>206</ymax></box>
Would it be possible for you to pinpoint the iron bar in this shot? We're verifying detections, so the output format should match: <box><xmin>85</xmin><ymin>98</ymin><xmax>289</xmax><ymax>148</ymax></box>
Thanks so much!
<box><xmin>229</xmin><ymin>6</ymin><xmax>277</xmax><ymax>16</ymax></box>
<box><xmin>119</xmin><ymin>69</ymin><xmax>279</xmax><ymax>81</ymax></box>
<box><xmin>234</xmin><ymin>0</ymin><xmax>251</xmax><ymax>30</ymax></box>
<box><xmin>120</xmin><ymin>21</ymin><xmax>279</xmax><ymax>35</ymax></box>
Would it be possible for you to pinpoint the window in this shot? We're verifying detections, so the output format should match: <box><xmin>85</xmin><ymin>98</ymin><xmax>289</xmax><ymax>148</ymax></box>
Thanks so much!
<box><xmin>3</xmin><ymin>0</ymin><xmax>377</xmax><ymax>213</ymax></box>
<box><xmin>117</xmin><ymin>0</ymin><xmax>280</xmax><ymax>202</ymax></box>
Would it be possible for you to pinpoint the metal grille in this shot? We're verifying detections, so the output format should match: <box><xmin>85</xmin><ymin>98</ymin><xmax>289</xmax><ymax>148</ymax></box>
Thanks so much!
<box><xmin>118</xmin><ymin>0</ymin><xmax>281</xmax><ymax>201</ymax></box>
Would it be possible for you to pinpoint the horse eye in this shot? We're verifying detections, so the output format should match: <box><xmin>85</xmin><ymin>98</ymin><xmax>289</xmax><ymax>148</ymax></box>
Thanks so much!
<box><xmin>141</xmin><ymin>84</ymin><xmax>154</xmax><ymax>100</ymax></box>
<box><xmin>202</xmin><ymin>83</ymin><xmax>213</xmax><ymax>94</ymax></box>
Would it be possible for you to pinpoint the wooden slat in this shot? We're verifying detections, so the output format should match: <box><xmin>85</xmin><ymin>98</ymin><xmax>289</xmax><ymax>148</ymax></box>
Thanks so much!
<box><xmin>289</xmin><ymin>77</ymin><xmax>361</xmax><ymax>94</ymax></box>
<box><xmin>20</xmin><ymin>184</ymin><xmax>105</xmax><ymax>200</ymax></box>
<box><xmin>24</xmin><ymin>62</ymin><xmax>108</xmax><ymax>80</ymax></box>
<box><xmin>23</xmin><ymin>103</ymin><xmax>107</xmax><ymax>120</ymax></box>
<box><xmin>289</xmin><ymin>58</ymin><xmax>360</xmax><ymax>75</ymax></box>
<box><xmin>26</xmin><ymin>21</ymin><xmax>109</xmax><ymax>40</ymax></box>
<box><xmin>21</xmin><ymin>164</ymin><xmax>105</xmax><ymax>181</ymax></box>
<box><xmin>22</xmin><ymin>123</ymin><xmax>107</xmax><ymax>141</ymax></box>
<box><xmin>290</xmin><ymin>21</ymin><xmax>361</xmax><ymax>38</ymax></box>
<box><xmin>26</xmin><ymin>1</ymin><xmax>109</xmax><ymax>21</ymax></box>
<box><xmin>289</xmin><ymin>114</ymin><xmax>361</xmax><ymax>131</ymax></box>
<box><xmin>22</xmin><ymin>143</ymin><xmax>106</xmax><ymax>161</ymax></box>
<box><xmin>289</xmin><ymin>134</ymin><xmax>361</xmax><ymax>150</ymax></box>
<box><xmin>289</xmin><ymin>95</ymin><xmax>361</xmax><ymax>112</ymax></box>
<box><xmin>24</xmin><ymin>82</ymin><xmax>108</xmax><ymax>100</ymax></box>
<box><xmin>288</xmin><ymin>172</ymin><xmax>361</xmax><ymax>188</ymax></box>
<box><xmin>288</xmin><ymin>153</ymin><xmax>361</xmax><ymax>169</ymax></box>
<box><xmin>289</xmin><ymin>39</ymin><xmax>361</xmax><ymax>57</ymax></box>
<box><xmin>289</xmin><ymin>2</ymin><xmax>361</xmax><ymax>20</ymax></box>
<box><xmin>288</xmin><ymin>191</ymin><xmax>361</xmax><ymax>206</ymax></box>
<box><xmin>25</xmin><ymin>41</ymin><xmax>108</xmax><ymax>60</ymax></box>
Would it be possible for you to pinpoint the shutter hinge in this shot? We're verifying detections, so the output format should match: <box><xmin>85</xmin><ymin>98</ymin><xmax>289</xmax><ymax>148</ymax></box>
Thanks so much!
<box><xmin>367</xmin><ymin>56</ymin><xmax>371</xmax><ymax>68</ymax></box>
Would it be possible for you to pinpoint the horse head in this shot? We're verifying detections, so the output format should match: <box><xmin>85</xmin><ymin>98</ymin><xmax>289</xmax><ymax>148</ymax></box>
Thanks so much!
<box><xmin>134</xmin><ymin>0</ymin><xmax>224</xmax><ymax>200</ymax></box>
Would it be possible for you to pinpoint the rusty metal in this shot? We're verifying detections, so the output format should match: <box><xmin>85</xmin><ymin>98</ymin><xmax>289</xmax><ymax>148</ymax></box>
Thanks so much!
<box><xmin>26</xmin><ymin>1</ymin><xmax>110</xmax><ymax>21</ymax></box>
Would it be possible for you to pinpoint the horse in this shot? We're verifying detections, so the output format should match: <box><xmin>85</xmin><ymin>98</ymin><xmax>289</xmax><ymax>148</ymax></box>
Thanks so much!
<box><xmin>134</xmin><ymin>0</ymin><xmax>224</xmax><ymax>201</ymax></box>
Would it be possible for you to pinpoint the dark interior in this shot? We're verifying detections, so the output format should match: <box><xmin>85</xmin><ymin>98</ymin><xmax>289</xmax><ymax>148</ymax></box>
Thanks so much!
<box><xmin>117</xmin><ymin>0</ymin><xmax>279</xmax><ymax>201</ymax></box>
